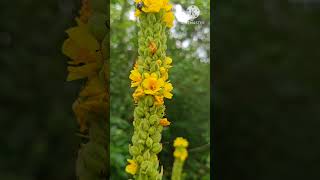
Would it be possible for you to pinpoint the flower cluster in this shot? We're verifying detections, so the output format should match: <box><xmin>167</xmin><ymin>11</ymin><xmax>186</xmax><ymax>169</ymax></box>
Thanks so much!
<box><xmin>171</xmin><ymin>137</ymin><xmax>189</xmax><ymax>180</ymax></box>
<box><xmin>62</xmin><ymin>0</ymin><xmax>108</xmax><ymax>179</ymax></box>
<box><xmin>130</xmin><ymin>56</ymin><xmax>173</xmax><ymax>105</ymax></box>
<box><xmin>62</xmin><ymin>0</ymin><xmax>108</xmax><ymax>132</ymax></box>
<box><xmin>173</xmin><ymin>137</ymin><xmax>189</xmax><ymax>161</ymax></box>
<box><xmin>134</xmin><ymin>0</ymin><xmax>175</xmax><ymax>28</ymax></box>
<box><xmin>126</xmin><ymin>0</ymin><xmax>175</xmax><ymax>179</ymax></box>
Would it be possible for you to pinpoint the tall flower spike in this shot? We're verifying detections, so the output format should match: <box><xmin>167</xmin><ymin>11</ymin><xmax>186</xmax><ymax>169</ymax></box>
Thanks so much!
<box><xmin>62</xmin><ymin>0</ymin><xmax>109</xmax><ymax>179</ymax></box>
<box><xmin>127</xmin><ymin>0</ymin><xmax>174</xmax><ymax>179</ymax></box>
<box><xmin>171</xmin><ymin>137</ymin><xmax>189</xmax><ymax>180</ymax></box>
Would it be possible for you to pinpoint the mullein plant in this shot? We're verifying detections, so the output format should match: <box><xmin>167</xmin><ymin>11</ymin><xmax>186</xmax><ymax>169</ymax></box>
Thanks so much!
<box><xmin>171</xmin><ymin>137</ymin><xmax>189</xmax><ymax>180</ymax></box>
<box><xmin>126</xmin><ymin>0</ymin><xmax>188</xmax><ymax>179</ymax></box>
<box><xmin>62</xmin><ymin>0</ymin><xmax>109</xmax><ymax>179</ymax></box>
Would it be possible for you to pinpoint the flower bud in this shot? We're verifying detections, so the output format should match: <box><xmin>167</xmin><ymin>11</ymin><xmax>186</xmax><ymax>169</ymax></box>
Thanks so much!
<box><xmin>134</xmin><ymin>107</ymin><xmax>144</xmax><ymax>117</ymax></box>
<box><xmin>148</xmin><ymin>127</ymin><xmax>156</xmax><ymax>135</ymax></box>
<box><xmin>148</xmin><ymin>114</ymin><xmax>159</xmax><ymax>125</ymax></box>
<box><xmin>136</xmin><ymin>155</ymin><xmax>144</xmax><ymax>163</ymax></box>
<box><xmin>146</xmin><ymin>137</ymin><xmax>153</xmax><ymax>148</ymax></box>
<box><xmin>132</xmin><ymin>134</ymin><xmax>139</xmax><ymax>144</ymax></box>
<box><xmin>139</xmin><ymin>131</ymin><xmax>148</xmax><ymax>140</ymax></box>
<box><xmin>151</xmin><ymin>132</ymin><xmax>161</xmax><ymax>143</ymax></box>
<box><xmin>145</xmin><ymin>96</ymin><xmax>154</xmax><ymax>107</ymax></box>
<box><xmin>151</xmin><ymin>143</ymin><xmax>162</xmax><ymax>154</ymax></box>
<box><xmin>129</xmin><ymin>145</ymin><xmax>140</xmax><ymax>156</ymax></box>
<box><xmin>138</xmin><ymin>144</ymin><xmax>145</xmax><ymax>152</ymax></box>
<box><xmin>143</xmin><ymin>150</ymin><xmax>151</xmax><ymax>160</ymax></box>
<box><xmin>142</xmin><ymin>121</ymin><xmax>150</xmax><ymax>131</ymax></box>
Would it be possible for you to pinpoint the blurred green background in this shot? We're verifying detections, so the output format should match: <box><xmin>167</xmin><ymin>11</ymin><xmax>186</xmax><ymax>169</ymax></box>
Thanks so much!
<box><xmin>0</xmin><ymin>0</ymin><xmax>86</xmax><ymax>179</ymax></box>
<box><xmin>214</xmin><ymin>1</ymin><xmax>320</xmax><ymax>180</ymax></box>
<box><xmin>110</xmin><ymin>0</ymin><xmax>210</xmax><ymax>179</ymax></box>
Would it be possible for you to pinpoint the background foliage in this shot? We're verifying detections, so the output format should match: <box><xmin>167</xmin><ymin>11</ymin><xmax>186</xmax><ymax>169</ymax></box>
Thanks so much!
<box><xmin>110</xmin><ymin>0</ymin><xmax>210</xmax><ymax>179</ymax></box>
<box><xmin>214</xmin><ymin>1</ymin><xmax>320</xmax><ymax>180</ymax></box>
<box><xmin>0</xmin><ymin>0</ymin><xmax>82</xmax><ymax>179</ymax></box>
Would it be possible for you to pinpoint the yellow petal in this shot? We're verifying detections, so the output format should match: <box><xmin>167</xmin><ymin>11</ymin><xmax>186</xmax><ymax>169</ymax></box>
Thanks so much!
<box><xmin>67</xmin><ymin>63</ymin><xmax>98</xmax><ymax>81</ymax></box>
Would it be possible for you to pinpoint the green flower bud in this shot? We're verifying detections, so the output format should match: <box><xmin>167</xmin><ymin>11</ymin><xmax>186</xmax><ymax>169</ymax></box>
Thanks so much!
<box><xmin>140</xmin><ymin>161</ymin><xmax>152</xmax><ymax>173</ymax></box>
<box><xmin>148</xmin><ymin>168</ymin><xmax>158</xmax><ymax>177</ymax></box>
<box><xmin>145</xmin><ymin>96</ymin><xmax>154</xmax><ymax>107</ymax></box>
<box><xmin>145</xmin><ymin>112</ymin><xmax>150</xmax><ymax>119</ymax></box>
<box><xmin>138</xmin><ymin>144</ymin><xmax>145</xmax><ymax>152</ymax></box>
<box><xmin>148</xmin><ymin>127</ymin><xmax>156</xmax><ymax>135</ymax></box>
<box><xmin>135</xmin><ymin>107</ymin><xmax>144</xmax><ymax>117</ymax></box>
<box><xmin>157</xmin><ymin>125</ymin><xmax>163</xmax><ymax>132</ymax></box>
<box><xmin>136</xmin><ymin>155</ymin><xmax>144</xmax><ymax>163</ymax></box>
<box><xmin>139</xmin><ymin>130</ymin><xmax>148</xmax><ymax>140</ymax></box>
<box><xmin>143</xmin><ymin>150</ymin><xmax>151</xmax><ymax>160</ymax></box>
<box><xmin>148</xmin><ymin>114</ymin><xmax>159</xmax><ymax>125</ymax></box>
<box><xmin>141</xmin><ymin>121</ymin><xmax>150</xmax><ymax>131</ymax></box>
<box><xmin>138</xmin><ymin>139</ymin><xmax>145</xmax><ymax>144</ymax></box>
<box><xmin>129</xmin><ymin>145</ymin><xmax>140</xmax><ymax>156</ymax></box>
<box><xmin>146</xmin><ymin>137</ymin><xmax>153</xmax><ymax>148</ymax></box>
<box><xmin>132</xmin><ymin>134</ymin><xmax>139</xmax><ymax>144</ymax></box>
<box><xmin>151</xmin><ymin>132</ymin><xmax>161</xmax><ymax>143</ymax></box>
<box><xmin>151</xmin><ymin>143</ymin><xmax>162</xmax><ymax>154</ymax></box>
<box><xmin>133</xmin><ymin>119</ymin><xmax>140</xmax><ymax>128</ymax></box>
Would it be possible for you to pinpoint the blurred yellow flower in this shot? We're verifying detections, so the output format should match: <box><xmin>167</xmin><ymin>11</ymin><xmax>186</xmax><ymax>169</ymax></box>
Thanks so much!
<box><xmin>133</xmin><ymin>86</ymin><xmax>145</xmax><ymax>102</ymax></box>
<box><xmin>154</xmin><ymin>95</ymin><xmax>164</xmax><ymax>105</ymax></box>
<box><xmin>129</xmin><ymin>69</ymin><xmax>142</xmax><ymax>87</ymax></box>
<box><xmin>62</xmin><ymin>24</ymin><xmax>102</xmax><ymax>81</ymax></box>
<box><xmin>125</xmin><ymin>159</ymin><xmax>138</xmax><ymax>175</ymax></box>
<box><xmin>160</xmin><ymin>67</ymin><xmax>168</xmax><ymax>81</ymax></box>
<box><xmin>141</xmin><ymin>0</ymin><xmax>163</xmax><ymax>13</ymax></box>
<box><xmin>163</xmin><ymin>11</ymin><xmax>174</xmax><ymax>28</ymax></box>
<box><xmin>163</xmin><ymin>82</ymin><xmax>173</xmax><ymax>99</ymax></box>
<box><xmin>165</xmin><ymin>56</ymin><xmax>173</xmax><ymax>66</ymax></box>
<box><xmin>160</xmin><ymin>118</ymin><xmax>171</xmax><ymax>126</ymax></box>
<box><xmin>174</xmin><ymin>137</ymin><xmax>189</xmax><ymax>148</ymax></box>
<box><xmin>134</xmin><ymin>9</ymin><xmax>141</xmax><ymax>17</ymax></box>
<box><xmin>174</xmin><ymin>148</ymin><xmax>188</xmax><ymax>161</ymax></box>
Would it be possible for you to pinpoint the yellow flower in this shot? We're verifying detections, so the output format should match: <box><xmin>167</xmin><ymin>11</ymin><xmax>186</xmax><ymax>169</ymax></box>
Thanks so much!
<box><xmin>134</xmin><ymin>9</ymin><xmax>141</xmax><ymax>17</ymax></box>
<box><xmin>79</xmin><ymin>76</ymin><xmax>105</xmax><ymax>97</ymax></box>
<box><xmin>174</xmin><ymin>137</ymin><xmax>189</xmax><ymax>148</ymax></box>
<box><xmin>154</xmin><ymin>95</ymin><xmax>164</xmax><ymax>105</ymax></box>
<box><xmin>162</xmin><ymin>0</ymin><xmax>173</xmax><ymax>11</ymax></box>
<box><xmin>165</xmin><ymin>56</ymin><xmax>172</xmax><ymax>67</ymax></box>
<box><xmin>72</xmin><ymin>92</ymin><xmax>107</xmax><ymax>132</ymax></box>
<box><xmin>142</xmin><ymin>73</ymin><xmax>164</xmax><ymax>95</ymax></box>
<box><xmin>142</xmin><ymin>0</ymin><xmax>163</xmax><ymax>13</ymax></box>
<box><xmin>129</xmin><ymin>69</ymin><xmax>142</xmax><ymax>87</ymax></box>
<box><xmin>160</xmin><ymin>67</ymin><xmax>168</xmax><ymax>81</ymax></box>
<box><xmin>62</xmin><ymin>24</ymin><xmax>102</xmax><ymax>81</ymax></box>
<box><xmin>163</xmin><ymin>82</ymin><xmax>173</xmax><ymax>99</ymax></box>
<box><xmin>174</xmin><ymin>148</ymin><xmax>188</xmax><ymax>161</ymax></box>
<box><xmin>125</xmin><ymin>159</ymin><xmax>138</xmax><ymax>175</ymax></box>
<box><xmin>159</xmin><ymin>118</ymin><xmax>171</xmax><ymax>126</ymax></box>
<box><xmin>133</xmin><ymin>86</ymin><xmax>145</xmax><ymax>102</ymax></box>
<box><xmin>163</xmin><ymin>11</ymin><xmax>174</xmax><ymax>28</ymax></box>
